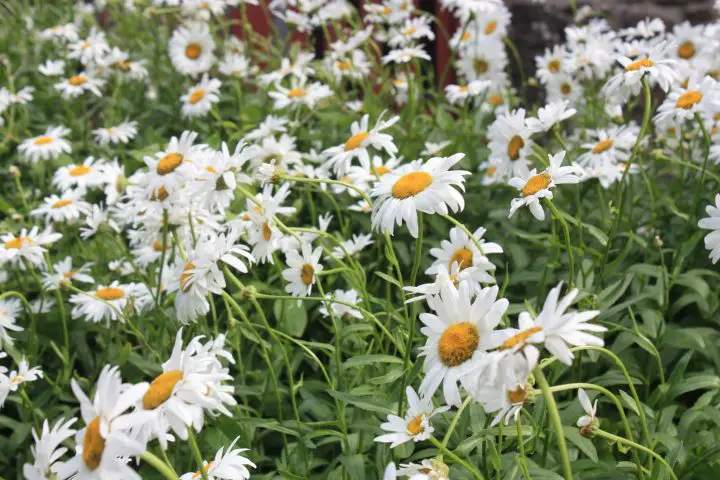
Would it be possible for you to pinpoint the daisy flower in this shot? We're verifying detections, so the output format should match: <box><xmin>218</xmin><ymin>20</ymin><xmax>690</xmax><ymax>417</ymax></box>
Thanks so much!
<box><xmin>69</xmin><ymin>281</ymin><xmax>149</xmax><ymax>323</ymax></box>
<box><xmin>382</xmin><ymin>45</ymin><xmax>431</xmax><ymax>64</ymax></box>
<box><xmin>39</xmin><ymin>23</ymin><xmax>79</xmax><ymax>43</ymax></box>
<box><xmin>426</xmin><ymin>226</ymin><xmax>502</xmax><ymax>284</ymax></box>
<box><xmin>38</xmin><ymin>59</ymin><xmax>66</xmax><ymax>76</ymax></box>
<box><xmin>318</xmin><ymin>289</ymin><xmax>363</xmax><ymax>319</ymax></box>
<box><xmin>218</xmin><ymin>52</ymin><xmax>251</xmax><ymax>78</ymax></box>
<box><xmin>18</xmin><ymin>126</ymin><xmax>72</xmax><ymax>164</ymax></box>
<box><xmin>325</xmin><ymin>49</ymin><xmax>371</xmax><ymax>81</ymax></box>
<box><xmin>282</xmin><ymin>242</ymin><xmax>324</xmax><ymax>297</ymax></box>
<box><xmin>53</xmin><ymin>156</ymin><xmax>106</xmax><ymax>191</ymax></box>
<box><xmin>469</xmin><ymin>351</ymin><xmax>531</xmax><ymax>426</ymax></box>
<box><xmin>699</xmin><ymin>193</ymin><xmax>720</xmax><ymax>263</ymax></box>
<box><xmin>268</xmin><ymin>78</ymin><xmax>332</xmax><ymax>111</ymax></box>
<box><xmin>31</xmin><ymin>190</ymin><xmax>91</xmax><ymax>224</ymax></box>
<box><xmin>654</xmin><ymin>75</ymin><xmax>719</xmax><ymax>126</ymax></box>
<box><xmin>169</xmin><ymin>23</ymin><xmax>215</xmax><ymax>75</ymax></box>
<box><xmin>179</xmin><ymin>437</ymin><xmax>255</xmax><ymax>480</ymax></box>
<box><xmin>525</xmin><ymin>100</ymin><xmax>577</xmax><ymax>133</ymax></box>
<box><xmin>92</xmin><ymin>120</ymin><xmax>138</xmax><ymax>145</ymax></box>
<box><xmin>323</xmin><ymin>113</ymin><xmax>399</xmax><ymax>175</ymax></box>
<box><xmin>63</xmin><ymin>366</ymin><xmax>152</xmax><ymax>480</ymax></box>
<box><xmin>445</xmin><ymin>80</ymin><xmax>491</xmax><ymax>105</ymax></box>
<box><xmin>577</xmin><ymin>388</ymin><xmax>599</xmax><ymax>436</ymax></box>
<box><xmin>54</xmin><ymin>72</ymin><xmax>105</xmax><ymax>99</ymax></box>
<box><xmin>374</xmin><ymin>386</ymin><xmax>449</xmax><ymax>448</ymax></box>
<box><xmin>181</xmin><ymin>75</ymin><xmax>222</xmax><ymax>118</ymax></box>
<box><xmin>135</xmin><ymin>330</ymin><xmax>236</xmax><ymax>449</ymax></box>
<box><xmin>421</xmin><ymin>141</ymin><xmax>452</xmax><ymax>157</ymax></box>
<box><xmin>508</xmin><ymin>150</ymin><xmax>582</xmax><ymax>221</ymax></box>
<box><xmin>194</xmin><ymin>142</ymin><xmax>252</xmax><ymax>214</ymax></box>
<box><xmin>42</xmin><ymin>256</ymin><xmax>94</xmax><ymax>290</ymax></box>
<box><xmin>243</xmin><ymin>185</ymin><xmax>296</xmax><ymax>263</ymax></box>
<box><xmin>418</xmin><ymin>283</ymin><xmax>509</xmax><ymax>406</ymax></box>
<box><xmin>456</xmin><ymin>41</ymin><xmax>508</xmax><ymax>82</ymax></box>
<box><xmin>371</xmin><ymin>154</ymin><xmax>470</xmax><ymax>238</ymax></box>
<box><xmin>67</xmin><ymin>28</ymin><xmax>110</xmax><ymax>65</ymax></box>
<box><xmin>487</xmin><ymin>108</ymin><xmax>535</xmax><ymax>177</ymax></box>
<box><xmin>0</xmin><ymin>359</ymin><xmax>43</xmax><ymax>406</ymax></box>
<box><xmin>493</xmin><ymin>282</ymin><xmax>605</xmax><ymax>366</ymax></box>
<box><xmin>80</xmin><ymin>204</ymin><xmax>120</xmax><ymax>240</ymax></box>
<box><xmin>332</xmin><ymin>233</ymin><xmax>374</xmax><ymax>259</ymax></box>
<box><xmin>576</xmin><ymin>125</ymin><xmax>639</xmax><ymax>170</ymax></box>
<box><xmin>388</xmin><ymin>17</ymin><xmax>435</xmax><ymax>48</ymax></box>
<box><xmin>397</xmin><ymin>459</ymin><xmax>450</xmax><ymax>480</ymax></box>
<box><xmin>535</xmin><ymin>45</ymin><xmax>571</xmax><ymax>85</ymax></box>
<box><xmin>143</xmin><ymin>130</ymin><xmax>207</xmax><ymax>197</ymax></box>
<box><xmin>0</xmin><ymin>298</ymin><xmax>23</xmax><ymax>348</ymax></box>
<box><xmin>0</xmin><ymin>226</ymin><xmax>62</xmax><ymax>269</ymax></box>
<box><xmin>0</xmin><ymin>86</ymin><xmax>34</xmax><ymax>106</ymax></box>
<box><xmin>23</xmin><ymin>417</ymin><xmax>77</xmax><ymax>480</ymax></box>
<box><xmin>603</xmin><ymin>40</ymin><xmax>678</xmax><ymax>98</ymax></box>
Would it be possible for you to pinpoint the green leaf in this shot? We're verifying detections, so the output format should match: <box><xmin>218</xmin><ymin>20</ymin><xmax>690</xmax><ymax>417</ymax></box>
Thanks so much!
<box><xmin>344</xmin><ymin>354</ymin><xmax>402</xmax><ymax>368</ymax></box>
<box><xmin>374</xmin><ymin>271</ymin><xmax>401</xmax><ymax>288</ymax></box>
<box><xmin>342</xmin><ymin>454</ymin><xmax>366</xmax><ymax>480</ymax></box>
<box><xmin>274</xmin><ymin>299</ymin><xmax>308</xmax><ymax>337</ymax></box>
<box><xmin>327</xmin><ymin>391</ymin><xmax>392</xmax><ymax>414</ymax></box>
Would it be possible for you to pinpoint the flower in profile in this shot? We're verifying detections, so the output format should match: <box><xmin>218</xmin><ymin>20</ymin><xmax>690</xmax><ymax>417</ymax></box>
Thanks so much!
<box><xmin>698</xmin><ymin>193</ymin><xmax>720</xmax><ymax>263</ymax></box>
<box><xmin>54</xmin><ymin>71</ymin><xmax>105</xmax><ymax>99</ymax></box>
<box><xmin>18</xmin><ymin>126</ymin><xmax>72</xmax><ymax>164</ymax></box>
<box><xmin>0</xmin><ymin>226</ymin><xmax>62</xmax><ymax>269</ymax></box>
<box><xmin>397</xmin><ymin>459</ymin><xmax>450</xmax><ymax>480</ymax></box>
<box><xmin>179</xmin><ymin>437</ymin><xmax>256</xmax><ymax>480</ymax></box>
<box><xmin>92</xmin><ymin>120</ymin><xmax>138</xmax><ymax>145</ymax></box>
<box><xmin>318</xmin><ymin>289</ymin><xmax>363</xmax><ymax>319</ymax></box>
<box><xmin>654</xmin><ymin>75</ymin><xmax>719</xmax><ymax>127</ymax></box>
<box><xmin>382</xmin><ymin>45</ymin><xmax>431</xmax><ymax>64</ymax></box>
<box><xmin>0</xmin><ymin>297</ymin><xmax>24</xmax><ymax>348</ymax></box>
<box><xmin>69</xmin><ymin>281</ymin><xmax>151</xmax><ymax>323</ymax></box>
<box><xmin>0</xmin><ymin>358</ymin><xmax>43</xmax><ymax>407</ymax></box>
<box><xmin>268</xmin><ymin>78</ymin><xmax>332</xmax><ymax>111</ymax></box>
<box><xmin>23</xmin><ymin>417</ymin><xmax>77</xmax><ymax>480</ymax></box>
<box><xmin>374</xmin><ymin>386</ymin><xmax>449</xmax><ymax>448</ymax></box>
<box><xmin>371</xmin><ymin>154</ymin><xmax>470</xmax><ymax>238</ymax></box>
<box><xmin>42</xmin><ymin>256</ymin><xmax>95</xmax><ymax>290</ymax></box>
<box><xmin>526</xmin><ymin>100</ymin><xmax>577</xmax><ymax>133</ymax></box>
<box><xmin>577</xmin><ymin>388</ymin><xmax>599</xmax><ymax>436</ymax></box>
<box><xmin>322</xmin><ymin>113</ymin><xmax>399</xmax><ymax>175</ymax></box>
<box><xmin>508</xmin><ymin>150</ymin><xmax>582</xmax><ymax>221</ymax></box>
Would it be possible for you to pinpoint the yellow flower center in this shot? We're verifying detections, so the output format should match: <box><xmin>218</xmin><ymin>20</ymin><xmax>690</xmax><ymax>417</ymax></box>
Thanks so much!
<box><xmin>262</xmin><ymin>222</ymin><xmax>273</xmax><ymax>241</ymax></box>
<box><xmin>63</xmin><ymin>271</ymin><xmax>76</xmax><ymax>279</ymax></box>
<box><xmin>391</xmin><ymin>171</ymin><xmax>433</xmax><ymax>199</ymax></box>
<box><xmin>152</xmin><ymin>241</ymin><xmax>169</xmax><ymax>251</ymax></box>
<box><xmin>375</xmin><ymin>166</ymin><xmax>391</xmax><ymax>176</ymax></box>
<box><xmin>95</xmin><ymin>287</ymin><xmax>125</xmax><ymax>301</ymax></box>
<box><xmin>114</xmin><ymin>60</ymin><xmax>131</xmax><ymax>71</ymax></box>
<box><xmin>507</xmin><ymin>135</ymin><xmax>525</xmax><ymax>161</ymax></box>
<box><xmin>185</xmin><ymin>43</ymin><xmax>202</xmax><ymax>59</ymax></box>
<box><xmin>157</xmin><ymin>153</ymin><xmax>184</xmax><ymax>175</ymax></box>
<box><xmin>499</xmin><ymin>326</ymin><xmax>543</xmax><ymax>350</ymax></box>
<box><xmin>11</xmin><ymin>375</ymin><xmax>24</xmax><ymax>385</ymax></box>
<box><xmin>507</xmin><ymin>385</ymin><xmax>526</xmax><ymax>404</ymax></box>
<box><xmin>678</xmin><ymin>41</ymin><xmax>695</xmax><ymax>59</ymax></box>
<box><xmin>301</xmin><ymin>264</ymin><xmax>314</xmax><ymax>285</ymax></box>
<box><xmin>547</xmin><ymin>60</ymin><xmax>561</xmax><ymax>73</ymax></box>
<box><xmin>180</xmin><ymin>262</ymin><xmax>196</xmax><ymax>293</ymax></box>
<box><xmin>189</xmin><ymin>88</ymin><xmax>205</xmax><ymax>105</ymax></box>
<box><xmin>151</xmin><ymin>186</ymin><xmax>169</xmax><ymax>201</ymax></box>
<box><xmin>489</xmin><ymin>94</ymin><xmax>503</xmax><ymax>106</ymax></box>
<box><xmin>344</xmin><ymin>131</ymin><xmax>370</xmax><ymax>151</ymax></box>
<box><xmin>592</xmin><ymin>139</ymin><xmax>613</xmax><ymax>154</ymax></box>
<box><xmin>70</xmin><ymin>165</ymin><xmax>92</xmax><ymax>176</ymax></box>
<box><xmin>624</xmin><ymin>58</ymin><xmax>654</xmax><ymax>72</ymax></box>
<box><xmin>4</xmin><ymin>237</ymin><xmax>32</xmax><ymax>249</ymax></box>
<box><xmin>522</xmin><ymin>172</ymin><xmax>551</xmax><ymax>197</ymax></box>
<box><xmin>68</xmin><ymin>75</ymin><xmax>88</xmax><ymax>86</ymax></box>
<box><xmin>383</xmin><ymin>5</ymin><xmax>392</xmax><ymax>15</ymax></box>
<box><xmin>459</xmin><ymin>85</ymin><xmax>470</xmax><ymax>92</ymax></box>
<box><xmin>34</xmin><ymin>136</ymin><xmax>54</xmax><ymax>145</ymax></box>
<box><xmin>82</xmin><ymin>417</ymin><xmax>105</xmax><ymax>471</ymax></box>
<box><xmin>336</xmin><ymin>60</ymin><xmax>353</xmax><ymax>70</ymax></box>
<box><xmin>192</xmin><ymin>462</ymin><xmax>213</xmax><ymax>479</ymax></box>
<box><xmin>288</xmin><ymin>88</ymin><xmax>306</xmax><ymax>98</ymax></box>
<box><xmin>449</xmin><ymin>247</ymin><xmax>473</xmax><ymax>270</ymax></box>
<box><xmin>143</xmin><ymin>370</ymin><xmax>184</xmax><ymax>410</ymax></box>
<box><xmin>675</xmin><ymin>90</ymin><xmax>702</xmax><ymax>109</ymax></box>
<box><xmin>407</xmin><ymin>415</ymin><xmax>425</xmax><ymax>435</ymax></box>
<box><xmin>484</xmin><ymin>21</ymin><xmax>498</xmax><ymax>35</ymax></box>
<box><xmin>438</xmin><ymin>322</ymin><xmax>479</xmax><ymax>367</ymax></box>
<box><xmin>474</xmin><ymin>59</ymin><xmax>489</xmax><ymax>74</ymax></box>
<box><xmin>487</xmin><ymin>166</ymin><xmax>497</xmax><ymax>176</ymax></box>
<box><xmin>52</xmin><ymin>199</ymin><xmax>72</xmax><ymax>208</ymax></box>
<box><xmin>404</xmin><ymin>26</ymin><xmax>417</xmax><ymax>36</ymax></box>
<box><xmin>461</xmin><ymin>31</ymin><xmax>472</xmax><ymax>42</ymax></box>
<box><xmin>560</xmin><ymin>83</ymin><xmax>572</xmax><ymax>95</ymax></box>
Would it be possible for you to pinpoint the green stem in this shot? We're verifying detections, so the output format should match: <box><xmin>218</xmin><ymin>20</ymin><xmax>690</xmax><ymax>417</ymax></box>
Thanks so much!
<box><xmin>279</xmin><ymin>174</ymin><xmax>373</xmax><ymax>207</ymax></box>
<box><xmin>187</xmin><ymin>429</ymin><xmax>210</xmax><ymax>480</ymax></box>
<box><xmin>692</xmin><ymin>112</ymin><xmax>711</xmax><ymax>222</ymax></box>
<box><xmin>141</xmin><ymin>451</ymin><xmax>180</xmax><ymax>480</ymax></box>
<box><xmin>545</xmin><ymin>200</ymin><xmax>574</xmax><ymax>288</ymax></box>
<box><xmin>429</xmin><ymin>436</ymin><xmax>485</xmax><ymax>480</ymax></box>
<box><xmin>595</xmin><ymin>429</ymin><xmax>677</xmax><ymax>480</ymax></box>
<box><xmin>442</xmin><ymin>395</ymin><xmax>472</xmax><ymax>447</ymax></box>
<box><xmin>534</xmin><ymin>368</ymin><xmax>573</xmax><ymax>480</ymax></box>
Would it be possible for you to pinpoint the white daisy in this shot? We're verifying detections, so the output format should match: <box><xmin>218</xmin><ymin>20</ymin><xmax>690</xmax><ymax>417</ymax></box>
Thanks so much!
<box><xmin>654</xmin><ymin>75</ymin><xmax>719</xmax><ymax>126</ymax></box>
<box><xmin>23</xmin><ymin>417</ymin><xmax>77</xmax><ymax>480</ymax></box>
<box><xmin>374</xmin><ymin>386</ymin><xmax>449</xmax><ymax>448</ymax></box>
<box><xmin>0</xmin><ymin>226</ymin><xmax>62</xmax><ymax>269</ymax></box>
<box><xmin>577</xmin><ymin>387</ymin><xmax>599</xmax><ymax>435</ymax></box>
<box><xmin>282</xmin><ymin>242</ymin><xmax>324</xmax><ymax>297</ymax></box>
<box><xmin>426</xmin><ymin>226</ymin><xmax>502</xmax><ymax>284</ymax></box>
<box><xmin>332</xmin><ymin>233</ymin><xmax>374</xmax><ymax>259</ymax></box>
<box><xmin>31</xmin><ymin>190</ymin><xmax>91</xmax><ymax>224</ymax></box>
<box><xmin>382</xmin><ymin>45</ymin><xmax>431</xmax><ymax>64</ymax></box>
<box><xmin>323</xmin><ymin>114</ymin><xmax>400</xmax><ymax>175</ymax></box>
<box><xmin>67</xmin><ymin>28</ymin><xmax>110</xmax><ymax>65</ymax></box>
<box><xmin>268</xmin><ymin>78</ymin><xmax>332</xmax><ymax>111</ymax></box>
<box><xmin>181</xmin><ymin>75</ymin><xmax>222</xmax><ymax>118</ymax></box>
<box><xmin>53</xmin><ymin>156</ymin><xmax>106</xmax><ymax>191</ymax></box>
<box><xmin>169</xmin><ymin>23</ymin><xmax>216</xmax><ymax>76</ymax></box>
<box><xmin>54</xmin><ymin>72</ymin><xmax>105</xmax><ymax>99</ymax></box>
<box><xmin>526</xmin><ymin>100</ymin><xmax>577</xmax><ymax>133</ymax></box>
<box><xmin>699</xmin><ymin>193</ymin><xmax>720</xmax><ymax>264</ymax></box>
<box><xmin>42</xmin><ymin>256</ymin><xmax>94</xmax><ymax>290</ymax></box>
<box><xmin>69</xmin><ymin>282</ymin><xmax>150</xmax><ymax>324</ymax></box>
<box><xmin>38</xmin><ymin>59</ymin><xmax>66</xmax><ymax>77</ymax></box>
<box><xmin>17</xmin><ymin>126</ymin><xmax>72</xmax><ymax>164</ymax></box>
<box><xmin>0</xmin><ymin>298</ymin><xmax>23</xmax><ymax>347</ymax></box>
<box><xmin>487</xmin><ymin>108</ymin><xmax>535</xmax><ymax>177</ymax></box>
<box><xmin>179</xmin><ymin>437</ymin><xmax>255</xmax><ymax>480</ymax></box>
<box><xmin>92</xmin><ymin>120</ymin><xmax>138</xmax><ymax>145</ymax></box>
<box><xmin>445</xmin><ymin>79</ymin><xmax>491</xmax><ymax>105</ymax></box>
<box><xmin>318</xmin><ymin>289</ymin><xmax>363</xmax><ymax>319</ymax></box>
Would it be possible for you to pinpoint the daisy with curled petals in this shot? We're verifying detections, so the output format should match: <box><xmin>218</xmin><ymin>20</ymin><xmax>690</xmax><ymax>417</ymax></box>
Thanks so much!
<box><xmin>374</xmin><ymin>386</ymin><xmax>449</xmax><ymax>448</ymax></box>
<box><xmin>243</xmin><ymin>184</ymin><xmax>296</xmax><ymax>263</ymax></box>
<box><xmin>54</xmin><ymin>71</ymin><xmax>105</xmax><ymax>99</ymax></box>
<box><xmin>31</xmin><ymin>190</ymin><xmax>91</xmax><ymax>224</ymax></box>
<box><xmin>405</xmin><ymin>262</ymin><xmax>483</xmax><ymax>305</ymax></box>
<box><xmin>318</xmin><ymin>289</ymin><xmax>363</xmax><ymax>319</ymax></box>
<box><xmin>282</xmin><ymin>242</ymin><xmax>324</xmax><ymax>298</ymax></box>
<box><xmin>67</xmin><ymin>28</ymin><xmax>110</xmax><ymax>65</ymax></box>
<box><xmin>577</xmin><ymin>388</ymin><xmax>599</xmax><ymax>436</ymax></box>
<box><xmin>169</xmin><ymin>22</ymin><xmax>215</xmax><ymax>76</ymax></box>
<box><xmin>508</xmin><ymin>150</ymin><xmax>582</xmax><ymax>221</ymax></box>
<box><xmin>418</xmin><ymin>282</ymin><xmax>509</xmax><ymax>406</ymax></box>
<box><xmin>64</xmin><ymin>366</ymin><xmax>152</xmax><ymax>480</ymax></box>
<box><xmin>181</xmin><ymin>75</ymin><xmax>222</xmax><ymax>118</ymax></box>
<box><xmin>603</xmin><ymin>40</ymin><xmax>678</xmax><ymax>99</ymax></box>
<box><xmin>388</xmin><ymin>17</ymin><xmax>435</xmax><ymax>48</ymax></box>
<box><xmin>371</xmin><ymin>154</ymin><xmax>469</xmax><ymax>238</ymax></box>
<box><xmin>487</xmin><ymin>108</ymin><xmax>535</xmax><ymax>177</ymax></box>
<box><xmin>23</xmin><ymin>417</ymin><xmax>77</xmax><ymax>480</ymax></box>
<box><xmin>179</xmin><ymin>437</ymin><xmax>256</xmax><ymax>480</ymax></box>
<box><xmin>426</xmin><ymin>226</ymin><xmax>503</xmax><ymax>285</ymax></box>
<box><xmin>332</xmin><ymin>233</ymin><xmax>374</xmax><ymax>259</ymax></box>
<box><xmin>194</xmin><ymin>142</ymin><xmax>252</xmax><ymax>214</ymax></box>
<box><xmin>53</xmin><ymin>156</ymin><xmax>105</xmax><ymax>191</ymax></box>
<box><xmin>493</xmin><ymin>281</ymin><xmax>605</xmax><ymax>366</ymax></box>
<box><xmin>80</xmin><ymin>204</ymin><xmax>120</xmax><ymax>240</ymax></box>
<box><xmin>0</xmin><ymin>226</ymin><xmax>62</xmax><ymax>269</ymax></box>
<box><xmin>268</xmin><ymin>78</ymin><xmax>332</xmax><ymax>111</ymax></box>
<box><xmin>525</xmin><ymin>100</ymin><xmax>577</xmax><ymax>133</ymax></box>
<box><xmin>654</xmin><ymin>75</ymin><xmax>720</xmax><ymax>127</ymax></box>
<box><xmin>38</xmin><ymin>59</ymin><xmax>65</xmax><ymax>77</ymax></box>
<box><xmin>173</xmin><ymin>229</ymin><xmax>254</xmax><ymax>324</ymax></box>
<box><xmin>69</xmin><ymin>281</ymin><xmax>151</xmax><ymax>324</ymax></box>
<box><xmin>42</xmin><ymin>256</ymin><xmax>94</xmax><ymax>290</ymax></box>
<box><xmin>135</xmin><ymin>330</ymin><xmax>236</xmax><ymax>449</ymax></box>
<box><xmin>18</xmin><ymin>126</ymin><xmax>72</xmax><ymax>164</ymax></box>
<box><xmin>0</xmin><ymin>359</ymin><xmax>43</xmax><ymax>406</ymax></box>
<box><xmin>468</xmin><ymin>352</ymin><xmax>531</xmax><ymax>426</ymax></box>
<box><xmin>323</xmin><ymin>113</ymin><xmax>399</xmax><ymax>175</ymax></box>
<box><xmin>0</xmin><ymin>297</ymin><xmax>23</xmax><ymax>348</ymax></box>
<box><xmin>92</xmin><ymin>120</ymin><xmax>138</xmax><ymax>145</ymax></box>
<box><xmin>382</xmin><ymin>45</ymin><xmax>431</xmax><ymax>64</ymax></box>
<box><xmin>445</xmin><ymin>79</ymin><xmax>491</xmax><ymax>105</ymax></box>
<box><xmin>698</xmin><ymin>194</ymin><xmax>720</xmax><ymax>264</ymax></box>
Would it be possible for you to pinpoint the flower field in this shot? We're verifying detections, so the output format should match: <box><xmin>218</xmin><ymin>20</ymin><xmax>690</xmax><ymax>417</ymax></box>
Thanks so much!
<box><xmin>2</xmin><ymin>0</ymin><xmax>720</xmax><ymax>479</ymax></box>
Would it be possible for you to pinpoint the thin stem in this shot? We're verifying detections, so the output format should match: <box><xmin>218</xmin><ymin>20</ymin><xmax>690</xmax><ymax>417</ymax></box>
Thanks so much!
<box><xmin>595</xmin><ymin>429</ymin><xmax>677</xmax><ymax>480</ymax></box>
<box><xmin>441</xmin><ymin>214</ymin><xmax>485</xmax><ymax>255</ymax></box>
<box><xmin>141</xmin><ymin>451</ymin><xmax>180</xmax><ymax>480</ymax></box>
<box><xmin>187</xmin><ymin>429</ymin><xmax>210</xmax><ymax>480</ymax></box>
<box><xmin>429</xmin><ymin>436</ymin><xmax>486</xmax><ymax>480</ymax></box>
<box><xmin>534</xmin><ymin>368</ymin><xmax>573</xmax><ymax>480</ymax></box>
<box><xmin>546</xmin><ymin>199</ymin><xmax>574</xmax><ymax>288</ymax></box>
<box><xmin>442</xmin><ymin>395</ymin><xmax>472</xmax><ymax>447</ymax></box>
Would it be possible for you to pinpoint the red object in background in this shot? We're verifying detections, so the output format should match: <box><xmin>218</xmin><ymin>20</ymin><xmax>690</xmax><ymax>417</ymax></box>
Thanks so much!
<box><xmin>229</xmin><ymin>0</ymin><xmax>458</xmax><ymax>85</ymax></box>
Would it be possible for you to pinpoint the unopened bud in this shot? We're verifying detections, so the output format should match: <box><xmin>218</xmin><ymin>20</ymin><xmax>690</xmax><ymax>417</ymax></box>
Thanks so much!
<box><xmin>240</xmin><ymin>285</ymin><xmax>257</xmax><ymax>299</ymax></box>
<box><xmin>9</xmin><ymin>165</ymin><xmax>20</xmax><ymax>178</ymax></box>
